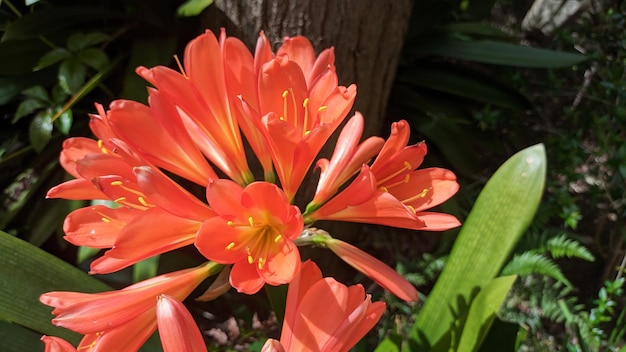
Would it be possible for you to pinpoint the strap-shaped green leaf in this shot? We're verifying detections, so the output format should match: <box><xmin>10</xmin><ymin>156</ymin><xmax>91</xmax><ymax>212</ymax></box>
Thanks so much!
<box><xmin>0</xmin><ymin>230</ymin><xmax>110</xmax><ymax>344</ymax></box>
<box><xmin>457</xmin><ymin>275</ymin><xmax>517</xmax><ymax>352</ymax></box>
<box><xmin>410</xmin><ymin>143</ymin><xmax>546</xmax><ymax>348</ymax></box>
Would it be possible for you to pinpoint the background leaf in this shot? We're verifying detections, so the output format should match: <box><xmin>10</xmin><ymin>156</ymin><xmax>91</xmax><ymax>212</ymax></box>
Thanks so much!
<box><xmin>410</xmin><ymin>144</ymin><xmax>546</xmax><ymax>349</ymax></box>
<box><xmin>0</xmin><ymin>230</ymin><xmax>111</xmax><ymax>345</ymax></box>
<box><xmin>176</xmin><ymin>0</ymin><xmax>215</xmax><ymax>17</ymax></box>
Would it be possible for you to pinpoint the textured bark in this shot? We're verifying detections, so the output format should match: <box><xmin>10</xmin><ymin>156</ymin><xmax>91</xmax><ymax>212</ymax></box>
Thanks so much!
<box><xmin>202</xmin><ymin>1</ymin><xmax>413</xmax><ymax>253</ymax></box>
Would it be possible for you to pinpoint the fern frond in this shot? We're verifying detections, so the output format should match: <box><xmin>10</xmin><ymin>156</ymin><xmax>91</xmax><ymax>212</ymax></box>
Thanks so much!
<box><xmin>501</xmin><ymin>252</ymin><xmax>572</xmax><ymax>287</ymax></box>
<box><xmin>543</xmin><ymin>234</ymin><xmax>595</xmax><ymax>261</ymax></box>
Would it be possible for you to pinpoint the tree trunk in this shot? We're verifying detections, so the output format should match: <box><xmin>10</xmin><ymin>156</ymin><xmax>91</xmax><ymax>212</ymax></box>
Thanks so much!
<box><xmin>203</xmin><ymin>0</ymin><xmax>414</xmax><ymax>276</ymax></box>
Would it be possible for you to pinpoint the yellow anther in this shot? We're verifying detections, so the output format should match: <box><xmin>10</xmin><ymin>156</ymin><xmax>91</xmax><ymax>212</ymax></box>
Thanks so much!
<box><xmin>403</xmin><ymin>161</ymin><xmax>412</xmax><ymax>170</ymax></box>
<box><xmin>279</xmin><ymin>116</ymin><xmax>285</xmax><ymax>121</ymax></box>
<box><xmin>97</xmin><ymin>140</ymin><xmax>103</xmax><ymax>149</ymax></box>
<box><xmin>303</xmin><ymin>97</ymin><xmax>309</xmax><ymax>107</ymax></box>
<box><xmin>110</xmin><ymin>180</ymin><xmax>123</xmax><ymax>186</ymax></box>
<box><xmin>274</xmin><ymin>234</ymin><xmax>283</xmax><ymax>243</ymax></box>
<box><xmin>137</xmin><ymin>196</ymin><xmax>148</xmax><ymax>207</ymax></box>
<box><xmin>114</xmin><ymin>197</ymin><xmax>126</xmax><ymax>203</ymax></box>
<box><xmin>227</xmin><ymin>220</ymin><xmax>234</xmax><ymax>226</ymax></box>
<box><xmin>247</xmin><ymin>255</ymin><xmax>254</xmax><ymax>264</ymax></box>
<box><xmin>404</xmin><ymin>174</ymin><xmax>411</xmax><ymax>183</ymax></box>
<box><xmin>407</xmin><ymin>205</ymin><xmax>416</xmax><ymax>214</ymax></box>
<box><xmin>258</xmin><ymin>257</ymin><xmax>265</xmax><ymax>269</ymax></box>
<box><xmin>380</xmin><ymin>186</ymin><xmax>388</xmax><ymax>192</ymax></box>
<box><xmin>304</xmin><ymin>130</ymin><xmax>311</xmax><ymax>135</ymax></box>
<box><xmin>248</xmin><ymin>217</ymin><xmax>254</xmax><ymax>227</ymax></box>
<box><xmin>282</xmin><ymin>90</ymin><xmax>289</xmax><ymax>98</ymax></box>
<box><xmin>101</xmin><ymin>217</ymin><xmax>111</xmax><ymax>223</ymax></box>
<box><xmin>226</xmin><ymin>242</ymin><xmax>236</xmax><ymax>250</ymax></box>
<box><xmin>318</xmin><ymin>105</ymin><xmax>328</xmax><ymax>111</ymax></box>
<box><xmin>419</xmin><ymin>188</ymin><xmax>429</xmax><ymax>198</ymax></box>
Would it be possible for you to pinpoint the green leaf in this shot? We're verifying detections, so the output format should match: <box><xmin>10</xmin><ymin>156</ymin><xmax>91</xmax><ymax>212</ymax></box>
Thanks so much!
<box><xmin>176</xmin><ymin>0</ymin><xmax>215</xmax><ymax>17</ymax></box>
<box><xmin>398</xmin><ymin>65</ymin><xmax>531</xmax><ymax>110</ymax></box>
<box><xmin>53</xmin><ymin>107</ymin><xmax>72</xmax><ymax>135</ymax></box>
<box><xmin>543</xmin><ymin>235</ymin><xmax>595</xmax><ymax>261</ymax></box>
<box><xmin>374</xmin><ymin>336</ymin><xmax>402</xmax><ymax>352</ymax></box>
<box><xmin>22</xmin><ymin>85</ymin><xmax>50</xmax><ymax>102</ymax></box>
<box><xmin>13</xmin><ymin>98</ymin><xmax>47</xmax><ymax>123</ymax></box>
<box><xmin>67</xmin><ymin>32</ymin><xmax>111</xmax><ymax>52</ymax></box>
<box><xmin>133</xmin><ymin>256</ymin><xmax>160</xmax><ymax>283</ymax></box>
<box><xmin>410</xmin><ymin>144</ymin><xmax>546</xmax><ymax>349</ymax></box>
<box><xmin>2</xmin><ymin>7</ymin><xmax>120</xmax><ymax>42</ymax></box>
<box><xmin>77</xmin><ymin>246</ymin><xmax>101</xmax><ymax>264</ymax></box>
<box><xmin>457</xmin><ymin>275</ymin><xmax>517</xmax><ymax>352</ymax></box>
<box><xmin>0</xmin><ymin>320</ymin><xmax>44</xmax><ymax>352</ymax></box>
<box><xmin>77</xmin><ymin>48</ymin><xmax>109</xmax><ymax>71</ymax></box>
<box><xmin>265</xmin><ymin>284</ymin><xmax>288</xmax><ymax>329</ymax></box>
<box><xmin>58</xmin><ymin>58</ymin><xmax>86</xmax><ymax>95</ymax></box>
<box><xmin>52</xmin><ymin>56</ymin><xmax>122</xmax><ymax>123</ymax></box>
<box><xmin>0</xmin><ymin>78</ymin><xmax>21</xmax><ymax>105</ymax></box>
<box><xmin>35</xmin><ymin>48</ymin><xmax>72</xmax><ymax>71</ymax></box>
<box><xmin>420</xmin><ymin>39</ymin><xmax>588</xmax><ymax>68</ymax></box>
<box><xmin>29</xmin><ymin>111</ymin><xmax>53</xmax><ymax>152</ymax></box>
<box><xmin>0</xmin><ymin>230</ymin><xmax>111</xmax><ymax>345</ymax></box>
<box><xmin>501</xmin><ymin>252</ymin><xmax>572</xmax><ymax>287</ymax></box>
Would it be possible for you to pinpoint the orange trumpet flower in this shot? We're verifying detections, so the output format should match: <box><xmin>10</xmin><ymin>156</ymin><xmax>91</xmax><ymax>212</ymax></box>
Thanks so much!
<box><xmin>195</xmin><ymin>180</ymin><xmax>303</xmax><ymax>294</ymax></box>
<box><xmin>262</xmin><ymin>261</ymin><xmax>385</xmax><ymax>352</ymax></box>
<box><xmin>40</xmin><ymin>263</ymin><xmax>215</xmax><ymax>351</ymax></box>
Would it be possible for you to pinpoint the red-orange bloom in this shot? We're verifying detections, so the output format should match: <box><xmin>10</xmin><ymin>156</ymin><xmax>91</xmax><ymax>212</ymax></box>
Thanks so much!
<box><xmin>239</xmin><ymin>33</ymin><xmax>356</xmax><ymax>200</ymax></box>
<box><xmin>305</xmin><ymin>119</ymin><xmax>461</xmax><ymax>231</ymax></box>
<box><xmin>156</xmin><ymin>294</ymin><xmax>208</xmax><ymax>352</ymax></box>
<box><xmin>262</xmin><ymin>261</ymin><xmax>385</xmax><ymax>352</ymax></box>
<box><xmin>41</xmin><ymin>336</ymin><xmax>77</xmax><ymax>352</ymax></box>
<box><xmin>325</xmin><ymin>238</ymin><xmax>418</xmax><ymax>302</ymax></box>
<box><xmin>40</xmin><ymin>264</ymin><xmax>213</xmax><ymax>351</ymax></box>
<box><xmin>137</xmin><ymin>30</ymin><xmax>254</xmax><ymax>185</ymax></box>
<box><xmin>311</xmin><ymin>112</ymin><xmax>384</xmax><ymax>206</ymax></box>
<box><xmin>195</xmin><ymin>180</ymin><xmax>303</xmax><ymax>294</ymax></box>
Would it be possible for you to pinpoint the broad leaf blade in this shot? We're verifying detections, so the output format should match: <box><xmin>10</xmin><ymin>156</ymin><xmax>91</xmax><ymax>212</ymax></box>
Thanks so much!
<box><xmin>457</xmin><ymin>275</ymin><xmax>517</xmax><ymax>352</ymax></box>
<box><xmin>421</xmin><ymin>40</ymin><xmax>587</xmax><ymax>67</ymax></box>
<box><xmin>0</xmin><ymin>230</ymin><xmax>111</xmax><ymax>344</ymax></box>
<box><xmin>410</xmin><ymin>144</ymin><xmax>546</xmax><ymax>348</ymax></box>
<box><xmin>0</xmin><ymin>320</ymin><xmax>44</xmax><ymax>352</ymax></box>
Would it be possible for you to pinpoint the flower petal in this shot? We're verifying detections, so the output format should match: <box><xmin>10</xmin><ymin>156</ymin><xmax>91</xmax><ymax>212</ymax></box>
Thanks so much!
<box><xmin>157</xmin><ymin>295</ymin><xmax>208</xmax><ymax>352</ymax></box>
<box><xmin>258</xmin><ymin>240</ymin><xmax>301</xmax><ymax>286</ymax></box>
<box><xmin>230</xmin><ymin>261</ymin><xmax>266</xmax><ymax>294</ymax></box>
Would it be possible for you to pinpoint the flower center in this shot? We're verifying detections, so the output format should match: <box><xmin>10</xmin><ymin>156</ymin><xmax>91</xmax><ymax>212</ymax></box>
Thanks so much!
<box><xmin>225</xmin><ymin>216</ymin><xmax>285</xmax><ymax>269</ymax></box>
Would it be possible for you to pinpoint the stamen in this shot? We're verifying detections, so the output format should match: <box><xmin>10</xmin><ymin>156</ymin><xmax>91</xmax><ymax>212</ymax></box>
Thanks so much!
<box><xmin>247</xmin><ymin>255</ymin><xmax>254</xmax><ymax>264</ymax></box>
<box><xmin>384</xmin><ymin>174</ymin><xmax>411</xmax><ymax>190</ymax></box>
<box><xmin>173</xmin><ymin>55</ymin><xmax>188</xmax><ymax>79</ymax></box>
<box><xmin>110</xmin><ymin>180</ymin><xmax>123</xmax><ymax>186</ymax></box>
<box><xmin>274</xmin><ymin>234</ymin><xmax>283</xmax><ymax>243</ymax></box>
<box><xmin>377</xmin><ymin>161</ymin><xmax>413</xmax><ymax>185</ymax></box>
<box><xmin>379</xmin><ymin>186</ymin><xmax>389</xmax><ymax>192</ymax></box>
<box><xmin>258</xmin><ymin>257</ymin><xmax>265</xmax><ymax>269</ymax></box>
<box><xmin>248</xmin><ymin>217</ymin><xmax>254</xmax><ymax>227</ymax></box>
<box><xmin>303</xmin><ymin>97</ymin><xmax>310</xmax><ymax>132</ymax></box>
<box><xmin>227</xmin><ymin>220</ymin><xmax>234</xmax><ymax>226</ymax></box>
<box><xmin>101</xmin><ymin>217</ymin><xmax>111</xmax><ymax>223</ymax></box>
<box><xmin>114</xmin><ymin>196</ymin><xmax>126</xmax><ymax>203</ymax></box>
<box><xmin>282</xmin><ymin>90</ymin><xmax>289</xmax><ymax>123</ymax></box>
<box><xmin>407</xmin><ymin>205</ymin><xmax>416</xmax><ymax>214</ymax></box>
<box><xmin>225</xmin><ymin>242</ymin><xmax>235</xmax><ymax>250</ymax></box>
<box><xmin>137</xmin><ymin>196</ymin><xmax>148</xmax><ymax>207</ymax></box>
<box><xmin>401</xmin><ymin>188</ymin><xmax>431</xmax><ymax>204</ymax></box>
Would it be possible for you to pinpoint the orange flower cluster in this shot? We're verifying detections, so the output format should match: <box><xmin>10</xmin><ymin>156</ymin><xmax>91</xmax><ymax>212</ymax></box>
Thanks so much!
<box><xmin>41</xmin><ymin>30</ymin><xmax>460</xmax><ymax>351</ymax></box>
